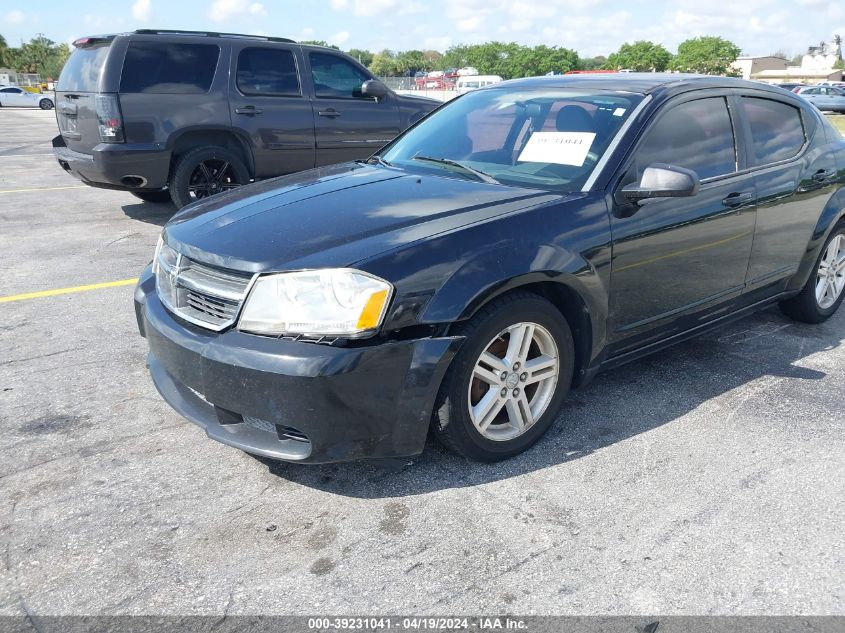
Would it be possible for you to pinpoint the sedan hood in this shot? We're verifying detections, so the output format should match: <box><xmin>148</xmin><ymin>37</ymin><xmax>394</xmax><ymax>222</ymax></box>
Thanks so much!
<box><xmin>165</xmin><ymin>163</ymin><xmax>562</xmax><ymax>272</ymax></box>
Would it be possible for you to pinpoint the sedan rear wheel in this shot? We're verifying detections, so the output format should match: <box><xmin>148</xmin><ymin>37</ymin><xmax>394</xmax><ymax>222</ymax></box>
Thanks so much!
<box><xmin>433</xmin><ymin>292</ymin><xmax>574</xmax><ymax>461</ymax></box>
<box><xmin>815</xmin><ymin>234</ymin><xmax>845</xmax><ymax>309</ymax></box>
<box><xmin>780</xmin><ymin>222</ymin><xmax>845</xmax><ymax>323</ymax></box>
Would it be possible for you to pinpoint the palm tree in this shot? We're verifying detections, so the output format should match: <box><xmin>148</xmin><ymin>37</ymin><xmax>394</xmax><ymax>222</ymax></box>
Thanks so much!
<box><xmin>0</xmin><ymin>33</ymin><xmax>9</xmax><ymax>67</ymax></box>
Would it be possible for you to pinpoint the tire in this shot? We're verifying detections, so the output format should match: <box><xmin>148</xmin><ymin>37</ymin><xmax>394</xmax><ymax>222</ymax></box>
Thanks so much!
<box><xmin>131</xmin><ymin>190</ymin><xmax>173</xmax><ymax>204</ymax></box>
<box><xmin>433</xmin><ymin>291</ymin><xmax>575</xmax><ymax>461</ymax></box>
<box><xmin>779</xmin><ymin>222</ymin><xmax>845</xmax><ymax>323</ymax></box>
<box><xmin>168</xmin><ymin>146</ymin><xmax>249</xmax><ymax>209</ymax></box>
<box><xmin>39</xmin><ymin>99</ymin><xmax>53</xmax><ymax>110</ymax></box>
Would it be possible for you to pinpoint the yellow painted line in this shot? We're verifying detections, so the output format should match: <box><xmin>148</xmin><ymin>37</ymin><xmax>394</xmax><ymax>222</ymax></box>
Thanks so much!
<box><xmin>0</xmin><ymin>278</ymin><xmax>138</xmax><ymax>303</ymax></box>
<box><xmin>0</xmin><ymin>185</ymin><xmax>88</xmax><ymax>195</ymax></box>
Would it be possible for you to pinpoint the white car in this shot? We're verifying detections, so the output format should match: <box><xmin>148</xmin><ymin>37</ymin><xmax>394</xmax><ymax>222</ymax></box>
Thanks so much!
<box><xmin>0</xmin><ymin>85</ymin><xmax>54</xmax><ymax>110</ymax></box>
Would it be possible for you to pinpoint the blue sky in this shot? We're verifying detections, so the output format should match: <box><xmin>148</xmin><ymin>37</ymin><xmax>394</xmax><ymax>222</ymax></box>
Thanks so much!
<box><xmin>1</xmin><ymin>0</ymin><xmax>843</xmax><ymax>58</ymax></box>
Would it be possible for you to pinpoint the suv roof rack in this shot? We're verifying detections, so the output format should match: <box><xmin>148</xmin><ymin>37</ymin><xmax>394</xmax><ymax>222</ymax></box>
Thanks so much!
<box><xmin>133</xmin><ymin>29</ymin><xmax>296</xmax><ymax>44</ymax></box>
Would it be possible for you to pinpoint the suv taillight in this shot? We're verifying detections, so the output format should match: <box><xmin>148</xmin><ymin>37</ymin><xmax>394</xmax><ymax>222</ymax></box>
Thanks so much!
<box><xmin>95</xmin><ymin>94</ymin><xmax>125</xmax><ymax>143</ymax></box>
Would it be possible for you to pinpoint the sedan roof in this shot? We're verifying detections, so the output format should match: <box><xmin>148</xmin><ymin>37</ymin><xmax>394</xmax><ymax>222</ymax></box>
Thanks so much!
<box><xmin>498</xmin><ymin>73</ymin><xmax>785</xmax><ymax>96</ymax></box>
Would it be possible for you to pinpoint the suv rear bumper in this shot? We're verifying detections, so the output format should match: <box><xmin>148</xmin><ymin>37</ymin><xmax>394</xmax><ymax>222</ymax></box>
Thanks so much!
<box><xmin>134</xmin><ymin>266</ymin><xmax>463</xmax><ymax>464</ymax></box>
<box><xmin>52</xmin><ymin>135</ymin><xmax>172</xmax><ymax>191</ymax></box>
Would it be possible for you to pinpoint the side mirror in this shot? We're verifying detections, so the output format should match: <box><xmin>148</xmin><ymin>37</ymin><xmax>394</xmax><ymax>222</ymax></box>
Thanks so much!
<box><xmin>361</xmin><ymin>79</ymin><xmax>388</xmax><ymax>101</ymax></box>
<box><xmin>622</xmin><ymin>163</ymin><xmax>700</xmax><ymax>201</ymax></box>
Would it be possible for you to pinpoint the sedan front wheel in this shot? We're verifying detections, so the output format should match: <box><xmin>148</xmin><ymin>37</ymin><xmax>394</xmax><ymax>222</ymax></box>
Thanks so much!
<box><xmin>433</xmin><ymin>292</ymin><xmax>574</xmax><ymax>461</ymax></box>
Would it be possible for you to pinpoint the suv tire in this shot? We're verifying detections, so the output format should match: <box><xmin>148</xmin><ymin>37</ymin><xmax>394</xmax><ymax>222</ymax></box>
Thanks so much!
<box><xmin>131</xmin><ymin>190</ymin><xmax>172</xmax><ymax>204</ymax></box>
<box><xmin>169</xmin><ymin>146</ymin><xmax>249</xmax><ymax>209</ymax></box>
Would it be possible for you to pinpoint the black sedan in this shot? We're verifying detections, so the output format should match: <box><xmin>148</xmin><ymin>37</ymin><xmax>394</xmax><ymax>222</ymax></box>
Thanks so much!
<box><xmin>135</xmin><ymin>74</ymin><xmax>845</xmax><ymax>463</ymax></box>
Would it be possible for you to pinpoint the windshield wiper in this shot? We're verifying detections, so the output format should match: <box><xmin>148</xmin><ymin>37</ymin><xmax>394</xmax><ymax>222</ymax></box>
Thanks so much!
<box><xmin>411</xmin><ymin>154</ymin><xmax>500</xmax><ymax>184</ymax></box>
<box><xmin>357</xmin><ymin>155</ymin><xmax>392</xmax><ymax>167</ymax></box>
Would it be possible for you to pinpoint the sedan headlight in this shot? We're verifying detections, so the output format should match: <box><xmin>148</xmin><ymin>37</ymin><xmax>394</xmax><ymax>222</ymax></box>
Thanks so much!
<box><xmin>238</xmin><ymin>269</ymin><xmax>393</xmax><ymax>337</ymax></box>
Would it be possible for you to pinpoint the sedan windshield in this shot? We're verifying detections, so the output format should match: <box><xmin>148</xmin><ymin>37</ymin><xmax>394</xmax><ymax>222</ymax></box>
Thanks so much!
<box><xmin>381</xmin><ymin>87</ymin><xmax>643</xmax><ymax>191</ymax></box>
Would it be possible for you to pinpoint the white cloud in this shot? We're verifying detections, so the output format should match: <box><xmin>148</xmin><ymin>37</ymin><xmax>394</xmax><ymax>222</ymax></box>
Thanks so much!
<box><xmin>209</xmin><ymin>0</ymin><xmax>267</xmax><ymax>22</ymax></box>
<box><xmin>332</xmin><ymin>30</ymin><xmax>351</xmax><ymax>45</ymax></box>
<box><xmin>4</xmin><ymin>9</ymin><xmax>25</xmax><ymax>24</ymax></box>
<box><xmin>131</xmin><ymin>0</ymin><xmax>152</xmax><ymax>22</ymax></box>
<box><xmin>457</xmin><ymin>16</ymin><xmax>481</xmax><ymax>32</ymax></box>
<box><xmin>329</xmin><ymin>0</ymin><xmax>424</xmax><ymax>18</ymax></box>
<box><xmin>423</xmin><ymin>36</ymin><xmax>452</xmax><ymax>50</ymax></box>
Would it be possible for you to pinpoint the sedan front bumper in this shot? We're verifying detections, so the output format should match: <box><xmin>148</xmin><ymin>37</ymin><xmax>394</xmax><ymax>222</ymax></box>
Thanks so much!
<box><xmin>134</xmin><ymin>267</ymin><xmax>463</xmax><ymax>464</ymax></box>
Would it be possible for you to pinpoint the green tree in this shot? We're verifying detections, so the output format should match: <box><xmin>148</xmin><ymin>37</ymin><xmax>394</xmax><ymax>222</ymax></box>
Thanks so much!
<box><xmin>395</xmin><ymin>49</ymin><xmax>429</xmax><ymax>74</ymax></box>
<box><xmin>833</xmin><ymin>58</ymin><xmax>844</xmax><ymax>70</ymax></box>
<box><xmin>42</xmin><ymin>43</ymin><xmax>70</xmax><ymax>80</ymax></box>
<box><xmin>443</xmin><ymin>42</ymin><xmax>578</xmax><ymax>79</ymax></box>
<box><xmin>605</xmin><ymin>40</ymin><xmax>672</xmax><ymax>71</ymax></box>
<box><xmin>671</xmin><ymin>36</ymin><xmax>741</xmax><ymax>75</ymax></box>
<box><xmin>0</xmin><ymin>33</ymin><xmax>8</xmax><ymax>67</ymax></box>
<box><xmin>369</xmin><ymin>49</ymin><xmax>399</xmax><ymax>76</ymax></box>
<box><xmin>579</xmin><ymin>55</ymin><xmax>607</xmax><ymax>71</ymax></box>
<box><xmin>300</xmin><ymin>39</ymin><xmax>340</xmax><ymax>50</ymax></box>
<box><xmin>347</xmin><ymin>48</ymin><xmax>373</xmax><ymax>67</ymax></box>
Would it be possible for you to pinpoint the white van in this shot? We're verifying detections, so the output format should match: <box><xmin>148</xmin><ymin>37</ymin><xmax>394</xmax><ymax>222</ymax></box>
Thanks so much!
<box><xmin>456</xmin><ymin>75</ymin><xmax>503</xmax><ymax>93</ymax></box>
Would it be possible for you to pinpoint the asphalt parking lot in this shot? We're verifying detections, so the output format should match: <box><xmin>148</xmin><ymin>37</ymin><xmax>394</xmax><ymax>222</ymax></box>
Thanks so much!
<box><xmin>1</xmin><ymin>108</ymin><xmax>843</xmax><ymax>616</ymax></box>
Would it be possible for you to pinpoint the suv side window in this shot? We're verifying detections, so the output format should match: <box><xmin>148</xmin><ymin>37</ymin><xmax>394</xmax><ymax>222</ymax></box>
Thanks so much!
<box><xmin>635</xmin><ymin>97</ymin><xmax>737</xmax><ymax>180</ymax></box>
<box><xmin>739</xmin><ymin>97</ymin><xmax>805</xmax><ymax>165</ymax></box>
<box><xmin>237</xmin><ymin>47</ymin><xmax>301</xmax><ymax>97</ymax></box>
<box><xmin>120</xmin><ymin>42</ymin><xmax>219</xmax><ymax>94</ymax></box>
<box><xmin>309</xmin><ymin>52</ymin><xmax>371</xmax><ymax>99</ymax></box>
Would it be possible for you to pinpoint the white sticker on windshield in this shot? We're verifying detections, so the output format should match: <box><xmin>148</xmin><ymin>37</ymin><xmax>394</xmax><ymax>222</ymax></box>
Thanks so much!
<box><xmin>517</xmin><ymin>132</ymin><xmax>596</xmax><ymax>167</ymax></box>
<box><xmin>613</xmin><ymin>107</ymin><xmax>626</xmax><ymax>117</ymax></box>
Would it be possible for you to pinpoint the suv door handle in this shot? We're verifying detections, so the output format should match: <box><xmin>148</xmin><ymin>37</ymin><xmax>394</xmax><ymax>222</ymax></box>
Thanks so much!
<box><xmin>812</xmin><ymin>168</ymin><xmax>836</xmax><ymax>183</ymax></box>
<box><xmin>722</xmin><ymin>192</ymin><xmax>754</xmax><ymax>208</ymax></box>
<box><xmin>318</xmin><ymin>109</ymin><xmax>341</xmax><ymax>118</ymax></box>
<box><xmin>235</xmin><ymin>106</ymin><xmax>263</xmax><ymax>115</ymax></box>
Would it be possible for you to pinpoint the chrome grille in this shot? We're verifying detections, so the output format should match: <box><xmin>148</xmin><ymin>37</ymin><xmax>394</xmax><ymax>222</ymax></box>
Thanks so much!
<box><xmin>155</xmin><ymin>243</ymin><xmax>254</xmax><ymax>331</ymax></box>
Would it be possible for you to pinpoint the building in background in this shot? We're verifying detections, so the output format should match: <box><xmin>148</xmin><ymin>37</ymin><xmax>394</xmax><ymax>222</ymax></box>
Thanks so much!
<box><xmin>751</xmin><ymin>35</ymin><xmax>843</xmax><ymax>85</ymax></box>
<box><xmin>730</xmin><ymin>56</ymin><xmax>788</xmax><ymax>80</ymax></box>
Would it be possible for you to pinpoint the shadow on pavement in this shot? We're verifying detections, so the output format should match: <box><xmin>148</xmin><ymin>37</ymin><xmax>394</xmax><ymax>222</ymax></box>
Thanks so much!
<box><xmin>258</xmin><ymin>306</ymin><xmax>841</xmax><ymax>498</ymax></box>
<box><xmin>121</xmin><ymin>201</ymin><xmax>174</xmax><ymax>226</ymax></box>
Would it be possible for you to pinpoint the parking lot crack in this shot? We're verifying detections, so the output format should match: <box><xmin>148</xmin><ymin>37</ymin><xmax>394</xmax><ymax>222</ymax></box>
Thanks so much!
<box><xmin>1</xmin><ymin>347</ymin><xmax>86</xmax><ymax>366</ymax></box>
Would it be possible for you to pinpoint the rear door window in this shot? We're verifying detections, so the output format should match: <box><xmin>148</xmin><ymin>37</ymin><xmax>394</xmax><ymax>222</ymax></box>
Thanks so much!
<box><xmin>739</xmin><ymin>97</ymin><xmax>805</xmax><ymax>165</ymax></box>
<box><xmin>635</xmin><ymin>97</ymin><xmax>737</xmax><ymax>180</ymax></box>
<box><xmin>236</xmin><ymin>48</ymin><xmax>301</xmax><ymax>96</ymax></box>
<box><xmin>120</xmin><ymin>42</ymin><xmax>219</xmax><ymax>94</ymax></box>
<box><xmin>309</xmin><ymin>52</ymin><xmax>371</xmax><ymax>99</ymax></box>
<box><xmin>57</xmin><ymin>42</ymin><xmax>111</xmax><ymax>92</ymax></box>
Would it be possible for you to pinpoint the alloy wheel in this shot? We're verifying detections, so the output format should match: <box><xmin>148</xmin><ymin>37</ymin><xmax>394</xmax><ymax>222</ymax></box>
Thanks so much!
<box><xmin>467</xmin><ymin>321</ymin><xmax>559</xmax><ymax>441</ymax></box>
<box><xmin>816</xmin><ymin>234</ymin><xmax>845</xmax><ymax>309</ymax></box>
<box><xmin>187</xmin><ymin>159</ymin><xmax>242</xmax><ymax>200</ymax></box>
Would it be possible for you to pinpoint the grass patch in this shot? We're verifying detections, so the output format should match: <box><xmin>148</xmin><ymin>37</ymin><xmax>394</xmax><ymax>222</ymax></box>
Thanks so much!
<box><xmin>830</xmin><ymin>115</ymin><xmax>845</xmax><ymax>134</ymax></box>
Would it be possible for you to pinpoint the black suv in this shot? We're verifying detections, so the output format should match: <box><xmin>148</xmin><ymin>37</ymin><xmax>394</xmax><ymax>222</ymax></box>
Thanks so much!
<box><xmin>52</xmin><ymin>30</ymin><xmax>439</xmax><ymax>207</ymax></box>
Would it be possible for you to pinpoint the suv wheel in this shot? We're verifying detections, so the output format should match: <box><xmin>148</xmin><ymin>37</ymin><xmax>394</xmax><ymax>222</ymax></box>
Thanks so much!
<box><xmin>169</xmin><ymin>147</ymin><xmax>249</xmax><ymax>208</ymax></box>
<box><xmin>780</xmin><ymin>222</ymin><xmax>845</xmax><ymax>323</ymax></box>
<box><xmin>433</xmin><ymin>292</ymin><xmax>574</xmax><ymax>461</ymax></box>
<box><xmin>39</xmin><ymin>99</ymin><xmax>54</xmax><ymax>110</ymax></box>
<box><xmin>131</xmin><ymin>190</ymin><xmax>172</xmax><ymax>204</ymax></box>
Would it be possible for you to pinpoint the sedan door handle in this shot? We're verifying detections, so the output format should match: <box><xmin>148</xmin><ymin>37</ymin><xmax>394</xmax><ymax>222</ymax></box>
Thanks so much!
<box><xmin>318</xmin><ymin>109</ymin><xmax>341</xmax><ymax>118</ymax></box>
<box><xmin>235</xmin><ymin>106</ymin><xmax>263</xmax><ymax>115</ymax></box>
<box><xmin>812</xmin><ymin>168</ymin><xmax>836</xmax><ymax>183</ymax></box>
<box><xmin>722</xmin><ymin>192</ymin><xmax>754</xmax><ymax>208</ymax></box>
